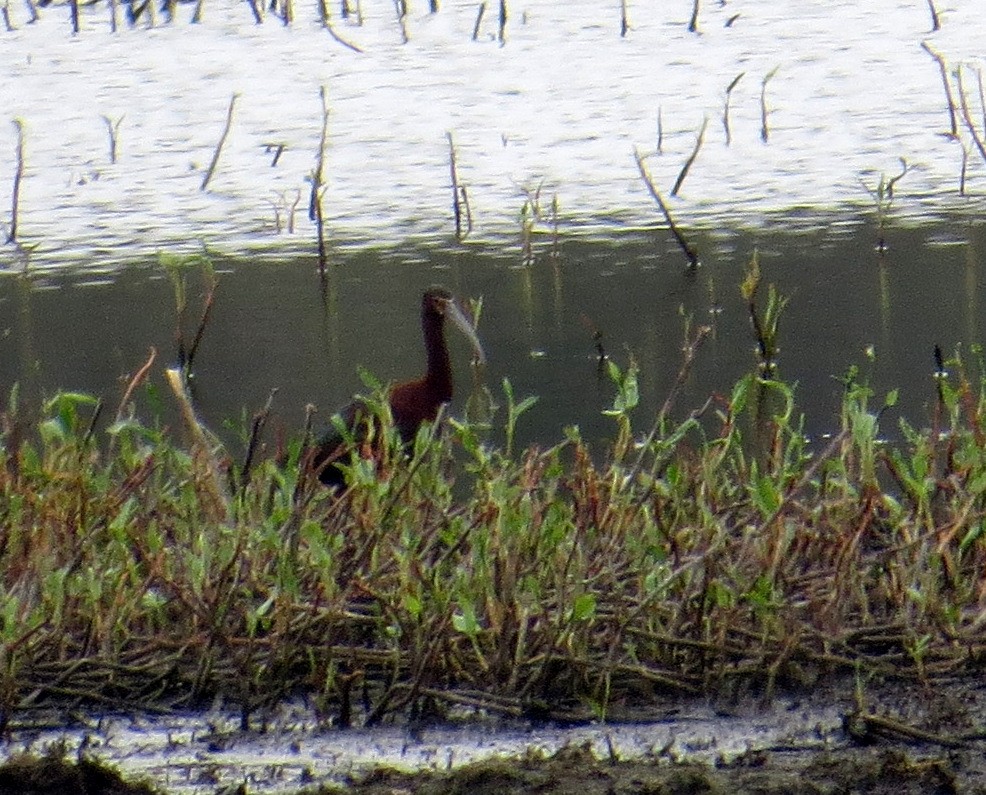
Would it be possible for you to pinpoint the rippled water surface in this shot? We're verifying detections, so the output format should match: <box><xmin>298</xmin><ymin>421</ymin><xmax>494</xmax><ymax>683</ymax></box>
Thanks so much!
<box><xmin>1</xmin><ymin>0</ymin><xmax>986</xmax><ymax>265</ymax></box>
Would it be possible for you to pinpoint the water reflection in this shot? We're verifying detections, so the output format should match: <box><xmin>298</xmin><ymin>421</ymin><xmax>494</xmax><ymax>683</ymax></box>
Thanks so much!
<box><xmin>1</xmin><ymin>222</ymin><xmax>984</xmax><ymax>455</ymax></box>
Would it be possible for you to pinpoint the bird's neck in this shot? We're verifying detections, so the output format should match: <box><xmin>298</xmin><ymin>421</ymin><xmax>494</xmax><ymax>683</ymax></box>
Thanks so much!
<box><xmin>424</xmin><ymin>313</ymin><xmax>453</xmax><ymax>402</ymax></box>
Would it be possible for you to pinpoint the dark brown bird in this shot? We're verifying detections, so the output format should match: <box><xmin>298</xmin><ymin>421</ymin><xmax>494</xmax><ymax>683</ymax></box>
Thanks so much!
<box><xmin>311</xmin><ymin>286</ymin><xmax>484</xmax><ymax>488</ymax></box>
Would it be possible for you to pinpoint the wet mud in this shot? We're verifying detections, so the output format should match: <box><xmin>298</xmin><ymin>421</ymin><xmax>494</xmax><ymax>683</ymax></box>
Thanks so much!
<box><xmin>3</xmin><ymin>677</ymin><xmax>986</xmax><ymax>794</ymax></box>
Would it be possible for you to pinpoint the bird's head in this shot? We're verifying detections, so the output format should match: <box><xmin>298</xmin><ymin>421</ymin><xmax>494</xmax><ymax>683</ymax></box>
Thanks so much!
<box><xmin>423</xmin><ymin>285</ymin><xmax>486</xmax><ymax>365</ymax></box>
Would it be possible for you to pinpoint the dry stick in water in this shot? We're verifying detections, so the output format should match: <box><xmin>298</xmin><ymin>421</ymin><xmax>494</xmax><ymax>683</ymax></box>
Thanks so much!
<box><xmin>687</xmin><ymin>0</ymin><xmax>699</xmax><ymax>33</ymax></box>
<box><xmin>956</xmin><ymin>67</ymin><xmax>986</xmax><ymax>165</ymax></box>
<box><xmin>921</xmin><ymin>42</ymin><xmax>958</xmax><ymax>138</ymax></box>
<box><xmin>671</xmin><ymin>117</ymin><xmax>707</xmax><ymax>196</ymax></box>
<box><xmin>722</xmin><ymin>72</ymin><xmax>744</xmax><ymax>146</ymax></box>
<box><xmin>7</xmin><ymin>119</ymin><xmax>24</xmax><ymax>245</ymax></box>
<box><xmin>2</xmin><ymin>3</ymin><xmax>15</xmax><ymax>30</ymax></box>
<box><xmin>191</xmin><ymin>0</ymin><xmax>203</xmax><ymax>23</ymax></box>
<box><xmin>69</xmin><ymin>0</ymin><xmax>79</xmax><ymax>33</ymax></box>
<box><xmin>497</xmin><ymin>0</ymin><xmax>506</xmax><ymax>44</ymax></box>
<box><xmin>760</xmin><ymin>66</ymin><xmax>778</xmax><ymax>143</ymax></box>
<box><xmin>619</xmin><ymin>0</ymin><xmax>628</xmax><ymax>37</ymax></box>
<box><xmin>200</xmin><ymin>93</ymin><xmax>238</xmax><ymax>191</ymax></box>
<box><xmin>656</xmin><ymin>107</ymin><xmax>663</xmax><ymax>154</ymax></box>
<box><xmin>101</xmin><ymin>115</ymin><xmax>123</xmax><ymax>164</ymax></box>
<box><xmin>472</xmin><ymin>1</ymin><xmax>484</xmax><ymax>39</ymax></box>
<box><xmin>634</xmin><ymin>147</ymin><xmax>699</xmax><ymax>269</ymax></box>
<box><xmin>926</xmin><ymin>0</ymin><xmax>940</xmax><ymax>32</ymax></box>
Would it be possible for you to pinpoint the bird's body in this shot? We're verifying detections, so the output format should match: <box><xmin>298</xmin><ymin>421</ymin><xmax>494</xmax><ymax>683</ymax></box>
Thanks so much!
<box><xmin>310</xmin><ymin>286</ymin><xmax>483</xmax><ymax>488</ymax></box>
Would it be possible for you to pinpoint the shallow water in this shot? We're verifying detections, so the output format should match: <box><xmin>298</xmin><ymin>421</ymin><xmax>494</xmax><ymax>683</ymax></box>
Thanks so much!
<box><xmin>1</xmin><ymin>0</ymin><xmax>985</xmax><ymax>267</ymax></box>
<box><xmin>1</xmin><ymin>222</ymin><xmax>983</xmax><ymax>453</ymax></box>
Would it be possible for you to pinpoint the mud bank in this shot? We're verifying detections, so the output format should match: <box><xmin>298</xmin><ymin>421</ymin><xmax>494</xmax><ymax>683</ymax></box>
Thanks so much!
<box><xmin>4</xmin><ymin>678</ymin><xmax>986</xmax><ymax>794</ymax></box>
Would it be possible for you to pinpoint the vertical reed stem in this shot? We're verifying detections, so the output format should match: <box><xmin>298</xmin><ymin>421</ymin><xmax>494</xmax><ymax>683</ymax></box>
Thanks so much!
<box><xmin>101</xmin><ymin>115</ymin><xmax>124</xmax><ymax>164</ymax></box>
<box><xmin>497</xmin><ymin>0</ymin><xmax>506</xmax><ymax>44</ymax></box>
<box><xmin>310</xmin><ymin>86</ymin><xmax>330</xmax><ymax>275</ymax></box>
<box><xmin>722</xmin><ymin>73</ymin><xmax>744</xmax><ymax>146</ymax></box>
<box><xmin>7</xmin><ymin>120</ymin><xmax>24</xmax><ymax>245</ymax></box>
<box><xmin>201</xmin><ymin>93</ymin><xmax>238</xmax><ymax>192</ymax></box>
<box><xmin>619</xmin><ymin>0</ymin><xmax>628</xmax><ymax>36</ymax></box>
<box><xmin>69</xmin><ymin>0</ymin><xmax>79</xmax><ymax>33</ymax></box>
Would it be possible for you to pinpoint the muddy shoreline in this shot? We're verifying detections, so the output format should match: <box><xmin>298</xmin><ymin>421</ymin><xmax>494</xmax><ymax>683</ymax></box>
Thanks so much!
<box><xmin>2</xmin><ymin>676</ymin><xmax>985</xmax><ymax>794</ymax></box>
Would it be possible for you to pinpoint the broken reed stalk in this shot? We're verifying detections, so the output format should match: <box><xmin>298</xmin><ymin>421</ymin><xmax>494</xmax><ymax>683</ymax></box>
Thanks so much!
<box><xmin>926</xmin><ymin>0</ymin><xmax>940</xmax><ymax>32</ymax></box>
<box><xmin>429</xmin><ymin>0</ymin><xmax>437</xmax><ymax>12</ymax></box>
<box><xmin>472</xmin><ymin>1</ymin><xmax>484</xmax><ymax>40</ymax></box>
<box><xmin>108</xmin><ymin>0</ymin><xmax>117</xmax><ymax>30</ymax></box>
<box><xmin>164</xmin><ymin>367</ymin><xmax>229</xmax><ymax>524</ymax></box>
<box><xmin>921</xmin><ymin>42</ymin><xmax>958</xmax><ymax>138</ymax></box>
<box><xmin>656</xmin><ymin>107</ymin><xmax>663</xmax><ymax>153</ymax></box>
<box><xmin>247</xmin><ymin>0</ymin><xmax>262</xmax><ymax>23</ymax></box>
<box><xmin>722</xmin><ymin>72</ymin><xmax>744</xmax><ymax>146</ymax></box>
<box><xmin>1</xmin><ymin>3</ymin><xmax>13</xmax><ymax>30</ymax></box>
<box><xmin>200</xmin><ymin>93</ymin><xmax>238</xmax><ymax>192</ymax></box>
<box><xmin>69</xmin><ymin>0</ymin><xmax>79</xmax><ymax>33</ymax></box>
<box><xmin>671</xmin><ymin>116</ymin><xmax>707</xmax><ymax>196</ymax></box>
<box><xmin>760</xmin><ymin>67</ymin><xmax>778</xmax><ymax>143</ymax></box>
<box><xmin>310</xmin><ymin>85</ymin><xmax>330</xmax><ymax>275</ymax></box>
<box><xmin>633</xmin><ymin>147</ymin><xmax>699</xmax><ymax>269</ymax></box>
<box><xmin>191</xmin><ymin>0</ymin><xmax>203</xmax><ymax>23</ymax></box>
<box><xmin>7</xmin><ymin>119</ymin><xmax>24</xmax><ymax>245</ymax></box>
<box><xmin>101</xmin><ymin>115</ymin><xmax>123</xmax><ymax>164</ymax></box>
<box><xmin>447</xmin><ymin>132</ymin><xmax>471</xmax><ymax>240</ymax></box>
<box><xmin>619</xmin><ymin>0</ymin><xmax>628</xmax><ymax>37</ymax></box>
<box><xmin>687</xmin><ymin>0</ymin><xmax>698</xmax><ymax>33</ymax></box>
<box><xmin>497</xmin><ymin>0</ymin><xmax>506</xmax><ymax>44</ymax></box>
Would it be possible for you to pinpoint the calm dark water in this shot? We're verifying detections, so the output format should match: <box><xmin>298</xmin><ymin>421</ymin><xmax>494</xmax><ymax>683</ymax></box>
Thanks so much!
<box><xmin>1</xmin><ymin>217</ymin><xmax>982</xmax><ymax>455</ymax></box>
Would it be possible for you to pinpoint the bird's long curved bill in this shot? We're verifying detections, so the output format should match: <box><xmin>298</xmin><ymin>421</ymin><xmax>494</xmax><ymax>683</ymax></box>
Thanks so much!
<box><xmin>447</xmin><ymin>300</ymin><xmax>486</xmax><ymax>365</ymax></box>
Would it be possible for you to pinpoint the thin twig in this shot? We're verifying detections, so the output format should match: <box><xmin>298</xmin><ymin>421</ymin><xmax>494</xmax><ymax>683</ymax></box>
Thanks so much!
<box><xmin>200</xmin><ymin>93</ymin><xmax>238</xmax><ymax>191</ymax></box>
<box><xmin>671</xmin><ymin>116</ymin><xmax>707</xmax><ymax>196</ymax></box>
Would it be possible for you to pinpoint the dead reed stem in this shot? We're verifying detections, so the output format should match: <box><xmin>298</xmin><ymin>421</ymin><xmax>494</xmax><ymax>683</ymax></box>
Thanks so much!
<box><xmin>393</xmin><ymin>0</ymin><xmax>407</xmax><ymax>42</ymax></box>
<box><xmin>760</xmin><ymin>67</ymin><xmax>778</xmax><ymax>143</ymax></box>
<box><xmin>310</xmin><ymin>86</ymin><xmax>330</xmax><ymax>275</ymax></box>
<box><xmin>671</xmin><ymin>117</ymin><xmax>707</xmax><ymax>196</ymax></box>
<box><xmin>2</xmin><ymin>3</ymin><xmax>15</xmax><ymax>30</ymax></box>
<box><xmin>472</xmin><ymin>1</ymin><xmax>484</xmax><ymax>40</ymax></box>
<box><xmin>921</xmin><ymin>42</ymin><xmax>958</xmax><ymax>138</ymax></box>
<box><xmin>633</xmin><ymin>146</ymin><xmax>699</xmax><ymax>269</ymax></box>
<box><xmin>447</xmin><ymin>132</ymin><xmax>471</xmax><ymax>240</ymax></box>
<box><xmin>926</xmin><ymin>0</ymin><xmax>940</xmax><ymax>32</ymax></box>
<box><xmin>956</xmin><ymin>67</ymin><xmax>986</xmax><ymax>165</ymax></box>
<box><xmin>200</xmin><ymin>93</ymin><xmax>238</xmax><ymax>192</ymax></box>
<box><xmin>619</xmin><ymin>0</ymin><xmax>628</xmax><ymax>37</ymax></box>
<box><xmin>687</xmin><ymin>0</ymin><xmax>699</xmax><ymax>33</ymax></box>
<box><xmin>100</xmin><ymin>115</ymin><xmax>123</xmax><ymax>164</ymax></box>
<box><xmin>722</xmin><ymin>73</ymin><xmax>744</xmax><ymax>146</ymax></box>
<box><xmin>164</xmin><ymin>368</ymin><xmax>230</xmax><ymax>524</ymax></box>
<box><xmin>6</xmin><ymin>119</ymin><xmax>24</xmax><ymax>245</ymax></box>
<box><xmin>497</xmin><ymin>0</ymin><xmax>506</xmax><ymax>44</ymax></box>
<box><xmin>69</xmin><ymin>0</ymin><xmax>79</xmax><ymax>33</ymax></box>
